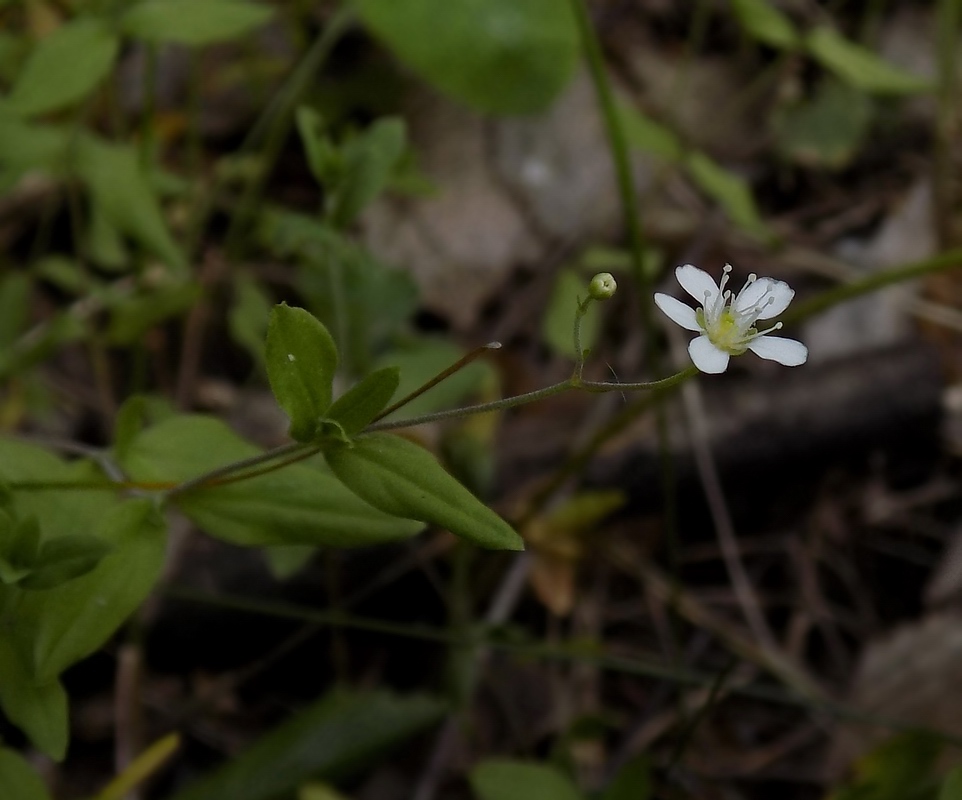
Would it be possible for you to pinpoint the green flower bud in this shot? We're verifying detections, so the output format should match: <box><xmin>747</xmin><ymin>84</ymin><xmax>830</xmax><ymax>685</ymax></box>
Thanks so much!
<box><xmin>588</xmin><ymin>272</ymin><xmax>617</xmax><ymax>301</ymax></box>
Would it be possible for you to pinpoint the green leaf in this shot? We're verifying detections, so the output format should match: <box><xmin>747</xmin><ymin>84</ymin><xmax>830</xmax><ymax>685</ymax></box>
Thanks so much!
<box><xmin>0</xmin><ymin>635</ymin><xmax>67</xmax><ymax>759</ymax></box>
<box><xmin>8</xmin><ymin>18</ymin><xmax>119</xmax><ymax>117</ymax></box>
<box><xmin>828</xmin><ymin>731</ymin><xmax>942</xmax><ymax>800</ymax></box>
<box><xmin>327</xmin><ymin>118</ymin><xmax>407</xmax><ymax>228</ymax></box>
<box><xmin>470</xmin><ymin>760</ymin><xmax>583</xmax><ymax>800</ymax></box>
<box><xmin>325</xmin><ymin>433</ymin><xmax>524</xmax><ymax>551</ymax></box>
<box><xmin>941</xmin><ymin>768</ymin><xmax>962</xmax><ymax>800</ymax></box>
<box><xmin>228</xmin><ymin>274</ymin><xmax>273</xmax><ymax>367</ymax></box>
<box><xmin>0</xmin><ymin>747</ymin><xmax>54</xmax><ymax>800</ymax></box>
<box><xmin>105</xmin><ymin>281</ymin><xmax>202</xmax><ymax>344</ymax></box>
<box><xmin>73</xmin><ymin>135</ymin><xmax>186</xmax><ymax>274</ymax></box>
<box><xmin>121</xmin><ymin>0</ymin><xmax>273</xmax><ymax>46</ymax></box>
<box><xmin>296</xmin><ymin>107</ymin><xmax>340</xmax><ymax>185</ymax></box>
<box><xmin>266</xmin><ymin>304</ymin><xmax>339</xmax><ymax>442</ymax></box>
<box><xmin>617</xmin><ymin>104</ymin><xmax>683</xmax><ymax>162</ymax></box>
<box><xmin>326</xmin><ymin>367</ymin><xmax>400</xmax><ymax>436</ymax></box>
<box><xmin>356</xmin><ymin>0</ymin><xmax>580</xmax><ymax>115</ymax></box>
<box><xmin>0</xmin><ymin>513</ymin><xmax>40</xmax><ymax>585</ymax></box>
<box><xmin>602</xmin><ymin>756</ymin><xmax>652</xmax><ymax>800</ymax></box>
<box><xmin>170</xmin><ymin>689</ymin><xmax>446</xmax><ymax>800</ymax></box>
<box><xmin>14</xmin><ymin>500</ymin><xmax>166</xmax><ymax>683</ymax></box>
<box><xmin>264</xmin><ymin>545</ymin><xmax>315</xmax><ymax>580</ymax></box>
<box><xmin>684</xmin><ymin>151</ymin><xmax>770</xmax><ymax>240</ymax></box>
<box><xmin>120</xmin><ymin>415</ymin><xmax>424</xmax><ymax>548</ymax></box>
<box><xmin>542</xmin><ymin>268</ymin><xmax>601</xmax><ymax>360</ymax></box>
<box><xmin>730</xmin><ymin>0</ymin><xmax>800</xmax><ymax>49</ymax></box>
<box><xmin>805</xmin><ymin>27</ymin><xmax>933</xmax><ymax>95</ymax></box>
<box><xmin>20</xmin><ymin>533</ymin><xmax>112</xmax><ymax>590</ymax></box>
<box><xmin>0</xmin><ymin>273</ymin><xmax>31</xmax><ymax>348</ymax></box>
<box><xmin>0</xmin><ymin>117</ymin><xmax>68</xmax><ymax>187</ymax></box>
<box><xmin>772</xmin><ymin>78</ymin><xmax>873</xmax><ymax>169</ymax></box>
<box><xmin>0</xmin><ymin>439</ymin><xmax>120</xmax><ymax>543</ymax></box>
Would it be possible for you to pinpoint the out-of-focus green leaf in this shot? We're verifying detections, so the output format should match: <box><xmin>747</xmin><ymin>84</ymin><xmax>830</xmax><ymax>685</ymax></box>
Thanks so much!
<box><xmin>73</xmin><ymin>136</ymin><xmax>186</xmax><ymax>273</ymax></box>
<box><xmin>0</xmin><ymin>273</ymin><xmax>31</xmax><ymax>348</ymax></box>
<box><xmin>602</xmin><ymin>756</ymin><xmax>652</xmax><ymax>800</ymax></box>
<box><xmin>805</xmin><ymin>27</ymin><xmax>933</xmax><ymax>95</ymax></box>
<box><xmin>121</xmin><ymin>0</ymin><xmax>273</xmax><ymax>46</ymax></box>
<box><xmin>228</xmin><ymin>274</ymin><xmax>273</xmax><ymax>367</ymax></box>
<box><xmin>328</xmin><ymin>118</ymin><xmax>407</xmax><ymax>227</ymax></box>
<box><xmin>120</xmin><ymin>415</ymin><xmax>424</xmax><ymax>547</ymax></box>
<box><xmin>941</xmin><ymin>769</ymin><xmax>962</xmax><ymax>800</ymax></box>
<box><xmin>266</xmin><ymin>304</ymin><xmax>339</xmax><ymax>442</ymax></box>
<box><xmin>356</xmin><ymin>0</ymin><xmax>579</xmax><ymax>115</ymax></box>
<box><xmin>264</xmin><ymin>545</ymin><xmax>315</xmax><ymax>580</ymax></box>
<box><xmin>18</xmin><ymin>533</ymin><xmax>111</xmax><ymax>591</ymax></box>
<box><xmin>772</xmin><ymin>78</ymin><xmax>873</xmax><ymax>169</ymax></box>
<box><xmin>0</xmin><ymin>635</ymin><xmax>67</xmax><ymax>760</ymax></box>
<box><xmin>0</xmin><ymin>747</ymin><xmax>53</xmax><ymax>800</ymax></box>
<box><xmin>106</xmin><ymin>282</ymin><xmax>202</xmax><ymax>344</ymax></box>
<box><xmin>170</xmin><ymin>689</ymin><xmax>446</xmax><ymax>800</ymax></box>
<box><xmin>827</xmin><ymin>731</ymin><xmax>942</xmax><ymax>800</ymax></box>
<box><xmin>684</xmin><ymin>152</ymin><xmax>770</xmax><ymax>240</ymax></box>
<box><xmin>0</xmin><ymin>117</ymin><xmax>68</xmax><ymax>186</ymax></box>
<box><xmin>15</xmin><ymin>500</ymin><xmax>166</xmax><ymax>683</ymax></box>
<box><xmin>730</xmin><ymin>0</ymin><xmax>799</xmax><ymax>49</ymax></box>
<box><xmin>8</xmin><ymin>18</ymin><xmax>119</xmax><ymax>117</ymax></box>
<box><xmin>325</xmin><ymin>433</ymin><xmax>524</xmax><ymax>551</ymax></box>
<box><xmin>542</xmin><ymin>268</ymin><xmax>600</xmax><ymax>360</ymax></box>
<box><xmin>470</xmin><ymin>760</ymin><xmax>583</xmax><ymax>800</ymax></box>
<box><xmin>617</xmin><ymin>104</ymin><xmax>683</xmax><ymax>162</ymax></box>
<box><xmin>326</xmin><ymin>367</ymin><xmax>400</xmax><ymax>435</ymax></box>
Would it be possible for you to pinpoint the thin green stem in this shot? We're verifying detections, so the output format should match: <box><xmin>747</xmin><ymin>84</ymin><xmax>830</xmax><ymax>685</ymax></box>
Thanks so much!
<box><xmin>783</xmin><ymin>249</ymin><xmax>962</xmax><ymax>325</ymax></box>
<box><xmin>572</xmin><ymin>297</ymin><xmax>590</xmax><ymax>380</ymax></box>
<box><xmin>367</xmin><ymin>368</ymin><xmax>694</xmax><ymax>432</ymax></box>
<box><xmin>223</xmin><ymin>7</ymin><xmax>354</xmax><ymax>257</ymax></box>
<box><xmin>163</xmin><ymin>584</ymin><xmax>962</xmax><ymax>746</ymax></box>
<box><xmin>367</xmin><ymin>380</ymin><xmax>577</xmax><ymax>431</ymax></box>
<box><xmin>165</xmin><ymin>441</ymin><xmax>311</xmax><ymax>499</ymax></box>
<box><xmin>373</xmin><ymin>342</ymin><xmax>503</xmax><ymax>423</ymax></box>
<box><xmin>569</xmin><ymin>0</ymin><xmax>650</xmax><ymax>308</ymax></box>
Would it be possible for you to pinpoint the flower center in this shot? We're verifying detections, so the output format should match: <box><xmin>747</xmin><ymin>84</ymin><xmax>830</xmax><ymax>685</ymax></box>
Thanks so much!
<box><xmin>708</xmin><ymin>309</ymin><xmax>752</xmax><ymax>354</ymax></box>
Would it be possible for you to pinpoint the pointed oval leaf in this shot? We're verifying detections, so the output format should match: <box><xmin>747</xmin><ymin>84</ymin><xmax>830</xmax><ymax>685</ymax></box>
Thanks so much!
<box><xmin>8</xmin><ymin>18</ymin><xmax>119</xmax><ymax>117</ymax></box>
<box><xmin>356</xmin><ymin>0</ymin><xmax>579</xmax><ymax>115</ymax></box>
<box><xmin>326</xmin><ymin>367</ymin><xmax>400</xmax><ymax>435</ymax></box>
<box><xmin>0</xmin><ymin>747</ymin><xmax>53</xmax><ymax>800</ymax></box>
<box><xmin>325</xmin><ymin>433</ymin><xmax>523</xmax><ymax>551</ymax></box>
<box><xmin>120</xmin><ymin>415</ymin><xmax>423</xmax><ymax>548</ymax></box>
<box><xmin>73</xmin><ymin>135</ymin><xmax>186</xmax><ymax>273</ymax></box>
<box><xmin>0</xmin><ymin>637</ymin><xmax>67</xmax><ymax>760</ymax></box>
<box><xmin>170</xmin><ymin>689</ymin><xmax>446</xmax><ymax>800</ymax></box>
<box><xmin>121</xmin><ymin>0</ymin><xmax>273</xmax><ymax>46</ymax></box>
<box><xmin>20</xmin><ymin>533</ymin><xmax>112</xmax><ymax>591</ymax></box>
<box><xmin>731</xmin><ymin>0</ymin><xmax>800</xmax><ymax>49</ymax></box>
<box><xmin>805</xmin><ymin>27</ymin><xmax>933</xmax><ymax>95</ymax></box>
<box><xmin>266</xmin><ymin>304</ymin><xmax>339</xmax><ymax>442</ymax></box>
<box><xmin>15</xmin><ymin>500</ymin><xmax>166</xmax><ymax>683</ymax></box>
<box><xmin>470</xmin><ymin>760</ymin><xmax>583</xmax><ymax>800</ymax></box>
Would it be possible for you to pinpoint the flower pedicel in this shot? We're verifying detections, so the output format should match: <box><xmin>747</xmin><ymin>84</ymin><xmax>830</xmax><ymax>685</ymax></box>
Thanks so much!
<box><xmin>654</xmin><ymin>263</ymin><xmax>808</xmax><ymax>374</ymax></box>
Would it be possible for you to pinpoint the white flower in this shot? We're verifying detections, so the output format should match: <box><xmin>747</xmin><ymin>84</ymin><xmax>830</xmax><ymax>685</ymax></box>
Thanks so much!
<box><xmin>654</xmin><ymin>264</ymin><xmax>808</xmax><ymax>374</ymax></box>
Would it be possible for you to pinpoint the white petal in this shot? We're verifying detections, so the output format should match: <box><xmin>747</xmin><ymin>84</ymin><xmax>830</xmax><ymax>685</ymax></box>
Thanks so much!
<box><xmin>654</xmin><ymin>293</ymin><xmax>701</xmax><ymax>331</ymax></box>
<box><xmin>688</xmin><ymin>335</ymin><xmax>730</xmax><ymax>374</ymax></box>
<box><xmin>747</xmin><ymin>335</ymin><xmax>808</xmax><ymax>366</ymax></box>
<box><xmin>733</xmin><ymin>277</ymin><xmax>774</xmax><ymax>312</ymax></box>
<box><xmin>754</xmin><ymin>280</ymin><xmax>795</xmax><ymax>319</ymax></box>
<box><xmin>675</xmin><ymin>264</ymin><xmax>719</xmax><ymax>306</ymax></box>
